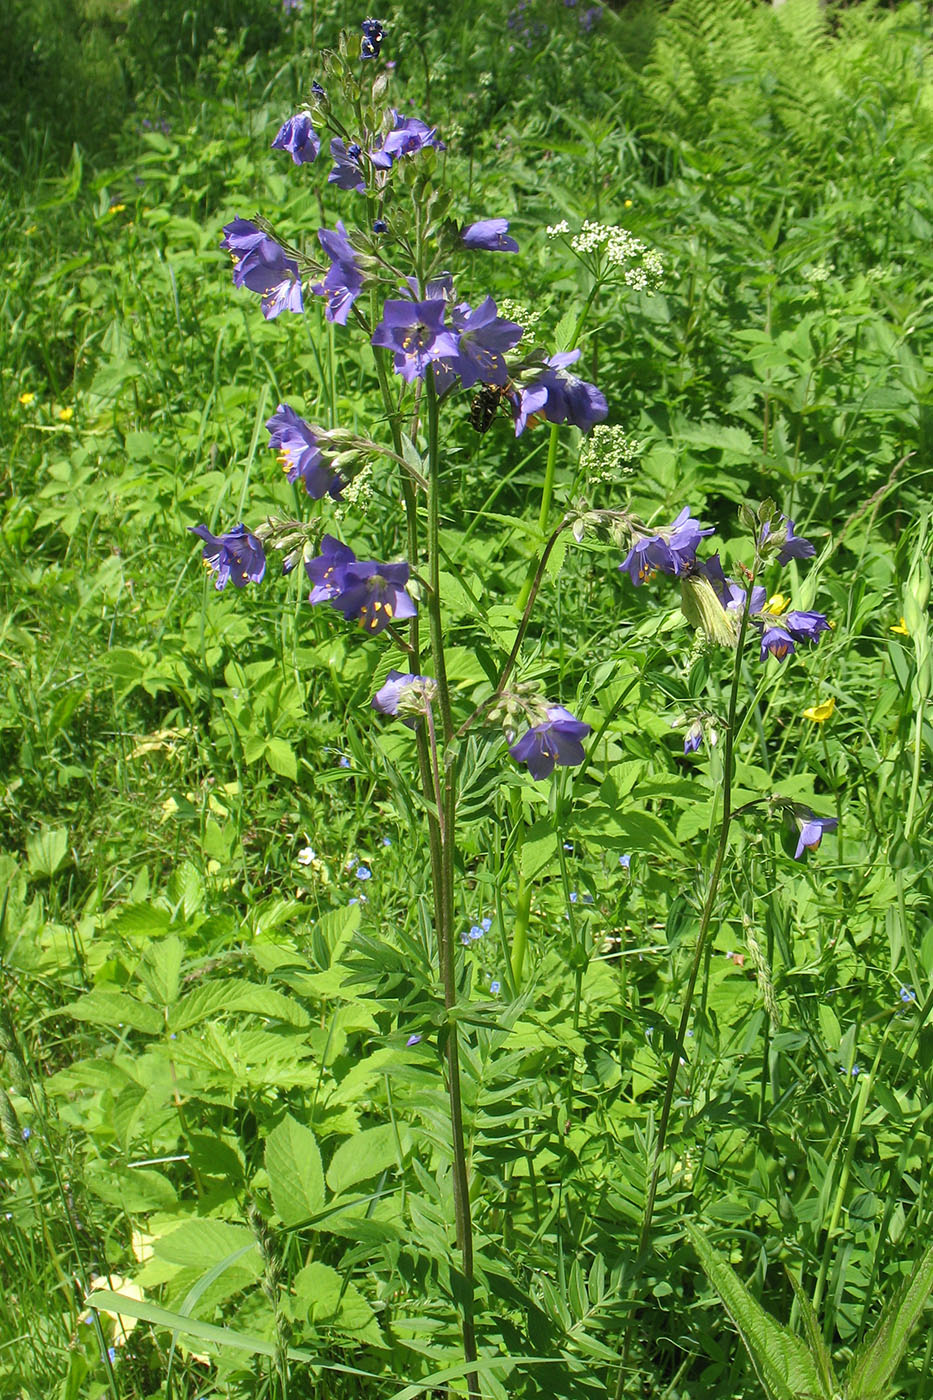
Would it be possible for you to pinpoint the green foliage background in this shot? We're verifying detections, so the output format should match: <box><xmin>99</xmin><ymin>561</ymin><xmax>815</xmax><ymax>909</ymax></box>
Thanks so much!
<box><xmin>1</xmin><ymin>1</ymin><xmax>932</xmax><ymax>1397</ymax></box>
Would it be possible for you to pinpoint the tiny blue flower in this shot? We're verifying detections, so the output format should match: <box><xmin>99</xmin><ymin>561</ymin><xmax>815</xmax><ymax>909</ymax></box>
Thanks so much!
<box><xmin>481</xmin><ymin>917</ymin><xmax>492</xmax><ymax>932</ymax></box>
<box><xmin>382</xmin><ymin>836</ymin><xmax>392</xmax><ymax>846</ymax></box>
<box><xmin>21</xmin><ymin>1127</ymin><xmax>31</xmax><ymax>1141</ymax></box>
<box><xmin>356</xmin><ymin>866</ymin><xmax>372</xmax><ymax>880</ymax></box>
<box><xmin>900</xmin><ymin>985</ymin><xmax>916</xmax><ymax>1003</ymax></box>
<box><xmin>339</xmin><ymin>756</ymin><xmax>351</xmax><ymax>768</ymax></box>
<box><xmin>107</xmin><ymin>1347</ymin><xmax>117</xmax><ymax>1364</ymax></box>
<box><xmin>406</xmin><ymin>1033</ymin><xmax>422</xmax><ymax>1046</ymax></box>
<box><xmin>569</xmin><ymin>891</ymin><xmax>578</xmax><ymax>903</ymax></box>
<box><xmin>619</xmin><ymin>854</ymin><xmax>631</xmax><ymax>868</ymax></box>
<box><xmin>469</xmin><ymin>924</ymin><xmax>484</xmax><ymax>940</ymax></box>
<box><xmin>349</xmin><ymin>897</ymin><xmax>359</xmax><ymax>905</ymax></box>
<box><xmin>490</xmin><ymin>980</ymin><xmax>501</xmax><ymax>995</ymax></box>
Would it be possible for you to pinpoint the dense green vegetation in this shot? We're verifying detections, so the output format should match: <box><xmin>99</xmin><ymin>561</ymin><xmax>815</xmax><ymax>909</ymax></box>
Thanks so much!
<box><xmin>2</xmin><ymin>2</ymin><xmax>932</xmax><ymax>1398</ymax></box>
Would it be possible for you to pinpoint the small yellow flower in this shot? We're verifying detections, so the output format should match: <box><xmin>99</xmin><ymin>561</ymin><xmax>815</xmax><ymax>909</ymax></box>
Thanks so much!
<box><xmin>24</xmin><ymin>224</ymin><xmax>37</xmax><ymax>235</ymax></box>
<box><xmin>56</xmin><ymin>406</ymin><xmax>73</xmax><ymax>422</ymax></box>
<box><xmin>891</xmin><ymin>617</ymin><xmax>909</xmax><ymax>636</ymax></box>
<box><xmin>110</xmin><ymin>203</ymin><xmax>126</xmax><ymax>213</ymax></box>
<box><xmin>802</xmin><ymin>697</ymin><xmax>835</xmax><ymax>723</ymax></box>
<box><xmin>18</xmin><ymin>391</ymin><xmax>35</xmax><ymax>406</ymax></box>
<box><xmin>624</xmin><ymin>199</ymin><xmax>633</xmax><ymax>209</ymax></box>
<box><xmin>765</xmin><ymin>592</ymin><xmax>790</xmax><ymax>614</ymax></box>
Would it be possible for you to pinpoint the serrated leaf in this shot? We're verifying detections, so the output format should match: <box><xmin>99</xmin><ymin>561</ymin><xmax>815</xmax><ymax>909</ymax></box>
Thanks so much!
<box><xmin>169</xmin><ymin>979</ymin><xmax>309</xmax><ymax>1032</ymax></box>
<box><xmin>845</xmin><ymin>1238</ymin><xmax>933</xmax><ymax>1400</ymax></box>
<box><xmin>685</xmin><ymin>1223</ymin><xmax>826</xmax><ymax>1400</ymax></box>
<box><xmin>785</xmin><ymin>1270</ymin><xmax>838</xmax><ymax>1397</ymax></box>
<box><xmin>154</xmin><ymin>1219</ymin><xmax>258</xmax><ymax>1272</ymax></box>
<box><xmin>291</xmin><ymin>1261</ymin><xmax>382</xmax><ymax>1344</ymax></box>
<box><xmin>265</xmin><ymin>1114</ymin><xmax>325</xmax><ymax>1225</ymax></box>
<box><xmin>326</xmin><ymin>1125</ymin><xmax>399</xmax><ymax>1194</ymax></box>
<box><xmin>62</xmin><ymin>989</ymin><xmax>162</xmax><ymax>1036</ymax></box>
<box><xmin>520</xmin><ymin>820</ymin><xmax>558</xmax><ymax>882</ymax></box>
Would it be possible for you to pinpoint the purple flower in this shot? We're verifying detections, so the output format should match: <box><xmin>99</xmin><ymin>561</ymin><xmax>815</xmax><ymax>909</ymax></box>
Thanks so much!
<box><xmin>189</xmin><ymin>523</ymin><xmax>266</xmax><ymax>590</ymax></box>
<box><xmin>328</xmin><ymin>137</ymin><xmax>366</xmax><ymax>193</ymax></box>
<box><xmin>511</xmin><ymin>350</ymin><xmax>607</xmax><ymax>435</ymax></box>
<box><xmin>620</xmin><ymin>508</ymin><xmax>714</xmax><ymax>585</ymax></box>
<box><xmin>793</xmin><ymin>812</ymin><xmax>838</xmax><ymax>859</ymax></box>
<box><xmin>440</xmin><ymin>296</ymin><xmax>523</xmax><ymax>390</ymax></box>
<box><xmin>271</xmin><ymin>113</ymin><xmax>320</xmax><ymax>165</ymax></box>
<box><xmin>683</xmin><ymin>720</ymin><xmax>704</xmax><ymax>754</ymax></box>
<box><xmin>461</xmin><ymin>219</ymin><xmax>519</xmax><ymax>253</ymax></box>
<box><xmin>372</xmin><ymin>671</ymin><xmax>436</xmax><ymax>725</ymax></box>
<box><xmin>759</xmin><ymin>515</ymin><xmax>816</xmax><ymax>565</ymax></box>
<box><xmin>306</xmin><ymin>537</ymin><xmax>417</xmax><ymax>633</ymax></box>
<box><xmin>266</xmin><ymin>404</ymin><xmax>344</xmax><ymax>499</ymax></box>
<box><xmin>360</xmin><ymin>16</ymin><xmax>386</xmax><ymax>59</ymax></box>
<box><xmin>509</xmin><ymin>705</ymin><xmax>591</xmax><ymax>780</ymax></box>
<box><xmin>619</xmin><ymin>854</ymin><xmax>631</xmax><ymax>869</ymax></box>
<box><xmin>312</xmin><ymin>220</ymin><xmax>364</xmax><ymax>325</ymax></box>
<box><xmin>759</xmin><ymin>607</ymin><xmax>830</xmax><ymax>662</ymax></box>
<box><xmin>579</xmin><ymin>3</ymin><xmax>602</xmax><ymax>30</ymax></box>
<box><xmin>371</xmin><ymin>112</ymin><xmax>441</xmax><ymax>167</ymax></box>
<box><xmin>221</xmin><ymin>219</ymin><xmax>303</xmax><ymax>319</ymax></box>
<box><xmin>406</xmin><ymin>1033</ymin><xmax>422</xmax><ymax>1046</ymax></box>
<box><xmin>305</xmin><ymin>534</ymin><xmax>356</xmax><ymax>603</ymax></box>
<box><xmin>372</xmin><ymin>299</ymin><xmax>459</xmax><ymax>382</ymax></box>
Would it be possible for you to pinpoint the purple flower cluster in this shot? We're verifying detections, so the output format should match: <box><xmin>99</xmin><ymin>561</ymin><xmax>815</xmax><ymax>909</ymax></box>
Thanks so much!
<box><xmin>360</xmin><ymin>16</ymin><xmax>386</xmax><ymax>60</ymax></box>
<box><xmin>704</xmin><ymin>560</ymin><xmax>829</xmax><ymax>662</ymax></box>
<box><xmin>266</xmin><ymin>404</ymin><xmax>345</xmax><ymax>499</ymax></box>
<box><xmin>189</xmin><ymin>523</ymin><xmax>266</xmax><ymax>590</ymax></box>
<box><xmin>509</xmin><ymin>706</ymin><xmax>591</xmax><ymax>780</ymax></box>
<box><xmin>306</xmin><ymin>535</ymin><xmax>417</xmax><ymax>633</ymax></box>
<box><xmin>221</xmin><ymin>219</ymin><xmax>303</xmax><ymax>319</ymax></box>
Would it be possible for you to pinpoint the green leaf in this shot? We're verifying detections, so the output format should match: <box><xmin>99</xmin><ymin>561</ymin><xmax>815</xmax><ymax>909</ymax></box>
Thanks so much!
<box><xmin>154</xmin><ymin>1219</ymin><xmax>258</xmax><ymax>1272</ymax></box>
<box><xmin>326</xmin><ymin>1124</ymin><xmax>399</xmax><ymax>1194</ymax></box>
<box><xmin>169</xmin><ymin>979</ymin><xmax>310</xmax><ymax>1032</ymax></box>
<box><xmin>685</xmin><ymin>1223</ymin><xmax>827</xmax><ymax>1400</ymax></box>
<box><xmin>845</xmin><ymin>1238</ymin><xmax>933</xmax><ymax>1400</ymax></box>
<box><xmin>26</xmin><ymin>826</ymin><xmax>69</xmax><ymax>878</ymax></box>
<box><xmin>290</xmin><ymin>1261</ymin><xmax>382</xmax><ymax>1345</ymax></box>
<box><xmin>785</xmin><ymin>1270</ymin><xmax>838</xmax><ymax>1397</ymax></box>
<box><xmin>520</xmin><ymin>820</ymin><xmax>558</xmax><ymax>882</ymax></box>
<box><xmin>62</xmin><ymin>989</ymin><xmax>162</xmax><ymax>1036</ymax></box>
<box><xmin>265</xmin><ymin>737</ymin><xmax>298</xmax><ymax>781</ymax></box>
<box><xmin>265</xmin><ymin>1113</ymin><xmax>325</xmax><ymax>1225</ymax></box>
<box><xmin>85</xmin><ymin>1164</ymin><xmax>178</xmax><ymax>1212</ymax></box>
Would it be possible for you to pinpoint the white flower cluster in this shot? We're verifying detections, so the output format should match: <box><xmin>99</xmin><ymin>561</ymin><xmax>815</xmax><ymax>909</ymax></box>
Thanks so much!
<box><xmin>578</xmin><ymin>424</ymin><xmax>641</xmax><ymax>482</ymax></box>
<box><xmin>546</xmin><ymin>219</ymin><xmax>570</xmax><ymax>238</ymax></box>
<box><xmin>496</xmin><ymin>298</ymin><xmax>541</xmax><ymax>335</ymax></box>
<box><xmin>556</xmin><ymin>221</ymin><xmax>663</xmax><ymax>291</ymax></box>
<box><xmin>802</xmin><ymin>262</ymin><xmax>833</xmax><ymax>284</ymax></box>
<box><xmin>333</xmin><ymin>465</ymin><xmax>373</xmax><ymax>518</ymax></box>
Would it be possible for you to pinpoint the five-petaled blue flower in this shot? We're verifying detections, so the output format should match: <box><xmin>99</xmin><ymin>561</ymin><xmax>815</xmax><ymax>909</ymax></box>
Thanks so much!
<box><xmin>620</xmin><ymin>508</ymin><xmax>714</xmax><ymax>585</ymax></box>
<box><xmin>759</xmin><ymin>515</ymin><xmax>816</xmax><ymax>566</ymax></box>
<box><xmin>371</xmin><ymin>671</ymin><xmax>435</xmax><ymax>725</ymax></box>
<box><xmin>372</xmin><ymin>299</ymin><xmax>459</xmax><ymax>382</ymax></box>
<box><xmin>312</xmin><ymin>220</ymin><xmax>364</xmax><ymax>325</ymax></box>
<box><xmin>511</xmin><ymin>350</ymin><xmax>607</xmax><ymax>435</ymax></box>
<box><xmin>221</xmin><ymin>218</ymin><xmax>303</xmax><ymax>319</ymax></box>
<box><xmin>266</xmin><ymin>404</ymin><xmax>344</xmax><ymax>499</ymax></box>
<box><xmin>371</xmin><ymin>111</ymin><xmax>442</xmax><ymax>167</ymax></box>
<box><xmin>328</xmin><ymin>137</ymin><xmax>366</xmax><ymax>193</ymax></box>
<box><xmin>436</xmin><ymin>296</ymin><xmax>523</xmax><ymax>391</ymax></box>
<box><xmin>461</xmin><ymin>218</ymin><xmax>519</xmax><ymax>253</ymax></box>
<box><xmin>793</xmin><ymin>811</ymin><xmax>838</xmax><ymax>859</ymax></box>
<box><xmin>306</xmin><ymin>535</ymin><xmax>417</xmax><ymax>633</ymax></box>
<box><xmin>509</xmin><ymin>705</ymin><xmax>591</xmax><ymax>780</ymax></box>
<box><xmin>271</xmin><ymin>113</ymin><xmax>320</xmax><ymax>165</ymax></box>
<box><xmin>190</xmin><ymin>523</ymin><xmax>266</xmax><ymax>590</ymax></box>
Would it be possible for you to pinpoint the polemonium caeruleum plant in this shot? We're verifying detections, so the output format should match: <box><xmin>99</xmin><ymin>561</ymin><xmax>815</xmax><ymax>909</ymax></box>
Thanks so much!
<box><xmin>190</xmin><ymin>19</ymin><xmax>839</xmax><ymax>1395</ymax></box>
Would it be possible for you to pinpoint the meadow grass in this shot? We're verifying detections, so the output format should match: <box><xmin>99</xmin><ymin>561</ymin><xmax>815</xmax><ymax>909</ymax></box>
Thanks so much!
<box><xmin>1</xmin><ymin>2</ymin><xmax>932</xmax><ymax>1397</ymax></box>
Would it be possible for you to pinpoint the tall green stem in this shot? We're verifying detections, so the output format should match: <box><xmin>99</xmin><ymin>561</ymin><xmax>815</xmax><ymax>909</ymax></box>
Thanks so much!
<box><xmin>425</xmin><ymin>370</ymin><xmax>480</xmax><ymax>1396</ymax></box>
<box><xmin>637</xmin><ymin>577</ymin><xmax>757</xmax><ymax>1256</ymax></box>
